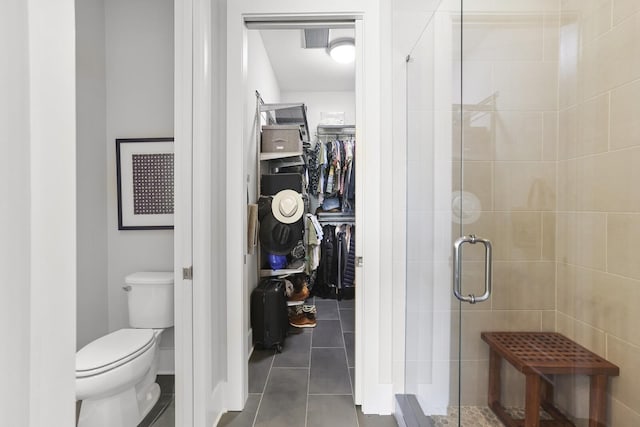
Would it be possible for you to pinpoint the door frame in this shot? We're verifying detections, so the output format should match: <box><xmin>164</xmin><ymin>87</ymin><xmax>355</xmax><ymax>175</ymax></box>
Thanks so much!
<box><xmin>226</xmin><ymin>3</ymin><xmax>390</xmax><ymax>413</ymax></box>
<box><xmin>176</xmin><ymin>0</ymin><xmax>230</xmax><ymax>424</ymax></box>
<box><xmin>174</xmin><ymin>0</ymin><xmax>194</xmax><ymax>425</ymax></box>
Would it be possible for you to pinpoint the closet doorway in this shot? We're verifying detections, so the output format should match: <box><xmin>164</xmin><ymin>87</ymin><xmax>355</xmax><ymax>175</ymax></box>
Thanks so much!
<box><xmin>240</xmin><ymin>19</ymin><xmax>362</xmax><ymax>424</ymax></box>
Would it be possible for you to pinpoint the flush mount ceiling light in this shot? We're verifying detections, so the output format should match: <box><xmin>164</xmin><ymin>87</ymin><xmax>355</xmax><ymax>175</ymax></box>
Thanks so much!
<box><xmin>328</xmin><ymin>38</ymin><xmax>355</xmax><ymax>64</ymax></box>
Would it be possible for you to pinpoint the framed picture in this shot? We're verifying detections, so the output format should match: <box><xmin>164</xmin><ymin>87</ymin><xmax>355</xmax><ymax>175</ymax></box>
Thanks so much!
<box><xmin>116</xmin><ymin>138</ymin><xmax>174</xmax><ymax>230</ymax></box>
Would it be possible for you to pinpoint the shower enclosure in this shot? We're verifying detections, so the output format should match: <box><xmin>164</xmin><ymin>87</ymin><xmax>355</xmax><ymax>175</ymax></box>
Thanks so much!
<box><xmin>405</xmin><ymin>1</ymin><xmax>640</xmax><ymax>425</ymax></box>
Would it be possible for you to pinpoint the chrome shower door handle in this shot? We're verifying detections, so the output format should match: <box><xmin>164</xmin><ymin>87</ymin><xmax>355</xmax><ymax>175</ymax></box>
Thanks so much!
<box><xmin>453</xmin><ymin>234</ymin><xmax>493</xmax><ymax>304</ymax></box>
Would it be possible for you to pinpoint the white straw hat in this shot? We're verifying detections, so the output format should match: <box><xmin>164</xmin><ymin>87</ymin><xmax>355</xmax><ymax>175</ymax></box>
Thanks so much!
<box><xmin>271</xmin><ymin>189</ymin><xmax>304</xmax><ymax>224</ymax></box>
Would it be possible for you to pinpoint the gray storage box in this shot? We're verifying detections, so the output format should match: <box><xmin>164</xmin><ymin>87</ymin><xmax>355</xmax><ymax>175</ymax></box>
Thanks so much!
<box><xmin>261</xmin><ymin>125</ymin><xmax>302</xmax><ymax>153</ymax></box>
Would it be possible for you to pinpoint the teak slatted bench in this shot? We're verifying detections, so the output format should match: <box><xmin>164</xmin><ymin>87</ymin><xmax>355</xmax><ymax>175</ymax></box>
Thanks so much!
<box><xmin>481</xmin><ymin>332</ymin><xmax>619</xmax><ymax>427</ymax></box>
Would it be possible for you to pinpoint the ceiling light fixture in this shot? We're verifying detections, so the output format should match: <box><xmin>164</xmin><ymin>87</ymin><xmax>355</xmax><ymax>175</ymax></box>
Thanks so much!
<box><xmin>328</xmin><ymin>38</ymin><xmax>355</xmax><ymax>64</ymax></box>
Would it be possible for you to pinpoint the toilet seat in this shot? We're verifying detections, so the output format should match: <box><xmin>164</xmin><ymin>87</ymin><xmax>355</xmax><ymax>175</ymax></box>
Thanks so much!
<box><xmin>76</xmin><ymin>329</ymin><xmax>155</xmax><ymax>378</ymax></box>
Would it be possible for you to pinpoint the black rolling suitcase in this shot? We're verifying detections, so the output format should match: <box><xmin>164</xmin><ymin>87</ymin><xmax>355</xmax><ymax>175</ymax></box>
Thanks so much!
<box><xmin>251</xmin><ymin>278</ymin><xmax>288</xmax><ymax>352</ymax></box>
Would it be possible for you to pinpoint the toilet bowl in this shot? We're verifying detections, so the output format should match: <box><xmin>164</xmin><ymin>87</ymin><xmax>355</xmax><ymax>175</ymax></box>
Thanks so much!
<box><xmin>76</xmin><ymin>329</ymin><xmax>163</xmax><ymax>427</ymax></box>
<box><xmin>76</xmin><ymin>272</ymin><xmax>174</xmax><ymax>427</ymax></box>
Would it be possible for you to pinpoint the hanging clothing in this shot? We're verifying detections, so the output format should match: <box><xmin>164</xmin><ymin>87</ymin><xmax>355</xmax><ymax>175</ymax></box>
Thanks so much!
<box><xmin>312</xmin><ymin>222</ymin><xmax>355</xmax><ymax>299</ymax></box>
<box><xmin>318</xmin><ymin>142</ymin><xmax>328</xmax><ymax>203</ymax></box>
<box><xmin>306</xmin><ymin>214</ymin><xmax>324</xmax><ymax>272</ymax></box>
<box><xmin>343</xmin><ymin>225</ymin><xmax>356</xmax><ymax>288</ymax></box>
<box><xmin>310</xmin><ymin>137</ymin><xmax>356</xmax><ymax>214</ymax></box>
<box><xmin>342</xmin><ymin>140</ymin><xmax>355</xmax><ymax>213</ymax></box>
<box><xmin>308</xmin><ymin>142</ymin><xmax>321</xmax><ymax>194</ymax></box>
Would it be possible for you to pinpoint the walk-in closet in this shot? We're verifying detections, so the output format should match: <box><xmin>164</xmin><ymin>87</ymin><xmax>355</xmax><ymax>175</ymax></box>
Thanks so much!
<box><xmin>227</xmin><ymin>22</ymin><xmax>378</xmax><ymax>426</ymax></box>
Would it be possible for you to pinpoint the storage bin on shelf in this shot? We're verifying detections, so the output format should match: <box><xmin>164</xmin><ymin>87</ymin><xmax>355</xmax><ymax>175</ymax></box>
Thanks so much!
<box><xmin>261</xmin><ymin>125</ymin><xmax>302</xmax><ymax>154</ymax></box>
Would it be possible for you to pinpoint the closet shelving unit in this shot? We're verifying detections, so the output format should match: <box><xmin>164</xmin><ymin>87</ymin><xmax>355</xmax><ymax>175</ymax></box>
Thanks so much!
<box><xmin>316</xmin><ymin>123</ymin><xmax>356</xmax><ymax>138</ymax></box>
<box><xmin>314</xmin><ymin>124</ymin><xmax>356</xmax><ymax>226</ymax></box>
<box><xmin>317</xmin><ymin>212</ymin><xmax>355</xmax><ymax>225</ymax></box>
<box><xmin>255</xmin><ymin>92</ymin><xmax>310</xmax><ymax>279</ymax></box>
<box><xmin>311</xmin><ymin>124</ymin><xmax>357</xmax><ymax>300</ymax></box>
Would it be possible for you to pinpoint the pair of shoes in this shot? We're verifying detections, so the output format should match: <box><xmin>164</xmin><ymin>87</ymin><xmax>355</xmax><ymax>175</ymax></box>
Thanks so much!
<box><xmin>288</xmin><ymin>284</ymin><xmax>309</xmax><ymax>302</ymax></box>
<box><xmin>301</xmin><ymin>305</ymin><xmax>316</xmax><ymax>320</ymax></box>
<box><xmin>292</xmin><ymin>304</ymin><xmax>316</xmax><ymax>316</ymax></box>
<box><xmin>289</xmin><ymin>313</ymin><xmax>316</xmax><ymax>328</ymax></box>
<box><xmin>302</xmin><ymin>304</ymin><xmax>316</xmax><ymax>313</ymax></box>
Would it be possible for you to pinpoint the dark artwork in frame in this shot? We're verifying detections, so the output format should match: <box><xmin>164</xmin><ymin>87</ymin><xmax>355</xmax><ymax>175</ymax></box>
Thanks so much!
<box><xmin>116</xmin><ymin>138</ymin><xmax>174</xmax><ymax>230</ymax></box>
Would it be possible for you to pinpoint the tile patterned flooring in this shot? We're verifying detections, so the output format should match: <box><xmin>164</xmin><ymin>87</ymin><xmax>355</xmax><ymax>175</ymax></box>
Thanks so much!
<box><xmin>430</xmin><ymin>406</ymin><xmax>503</xmax><ymax>427</ymax></box>
<box><xmin>79</xmin><ymin>303</ymin><xmax>554</xmax><ymax>427</ymax></box>
<box><xmin>430</xmin><ymin>405</ymin><xmax>558</xmax><ymax>427</ymax></box>
<box><xmin>219</xmin><ymin>297</ymin><xmax>398</xmax><ymax>427</ymax></box>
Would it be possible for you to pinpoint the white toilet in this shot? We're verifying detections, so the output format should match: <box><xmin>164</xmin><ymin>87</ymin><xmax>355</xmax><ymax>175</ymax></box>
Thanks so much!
<box><xmin>76</xmin><ymin>272</ymin><xmax>174</xmax><ymax>427</ymax></box>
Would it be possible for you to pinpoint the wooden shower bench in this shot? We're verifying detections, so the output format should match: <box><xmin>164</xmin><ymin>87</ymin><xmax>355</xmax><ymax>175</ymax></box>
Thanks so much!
<box><xmin>481</xmin><ymin>332</ymin><xmax>619</xmax><ymax>427</ymax></box>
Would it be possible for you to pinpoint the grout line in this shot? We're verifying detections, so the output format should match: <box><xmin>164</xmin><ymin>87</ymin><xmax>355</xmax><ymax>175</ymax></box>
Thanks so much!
<box><xmin>338</xmin><ymin>302</ymin><xmax>360</xmax><ymax>427</ymax></box>
<box><xmin>251</xmin><ymin>351</ymin><xmax>276</xmax><ymax>427</ymax></box>
<box><xmin>607</xmin><ymin>91</ymin><xmax>612</xmax><ymax>153</ymax></box>
<box><xmin>311</xmin><ymin>346</ymin><xmax>347</xmax><ymax>349</ymax></box>
<box><xmin>306</xmin><ymin>319</ymin><xmax>313</xmax><ymax>427</ymax></box>
<box><xmin>307</xmin><ymin>393</ymin><xmax>358</xmax><ymax>396</ymax></box>
<box><xmin>610</xmin><ymin>0</ymin><xmax>614</xmax><ymax>28</ymax></box>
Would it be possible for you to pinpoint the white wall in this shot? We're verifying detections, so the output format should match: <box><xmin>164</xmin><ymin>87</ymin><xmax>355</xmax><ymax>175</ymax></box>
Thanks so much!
<box><xmin>247</xmin><ymin>29</ymin><xmax>281</xmax><ymax>206</ymax></box>
<box><xmin>281</xmin><ymin>91</ymin><xmax>355</xmax><ymax>138</ymax></box>
<box><xmin>1</xmin><ymin>1</ymin><xmax>33</xmax><ymax>423</ymax></box>
<box><xmin>1</xmin><ymin>0</ymin><xmax>77</xmax><ymax>425</ymax></box>
<box><xmin>105</xmin><ymin>0</ymin><xmax>175</xmax><ymax>371</ymax></box>
<box><xmin>208</xmin><ymin>0</ymin><xmax>229</xmax><ymax>421</ymax></box>
<box><xmin>245</xmin><ymin>29</ymin><xmax>281</xmax><ymax>354</ymax></box>
<box><xmin>76</xmin><ymin>0</ymin><xmax>109</xmax><ymax>351</ymax></box>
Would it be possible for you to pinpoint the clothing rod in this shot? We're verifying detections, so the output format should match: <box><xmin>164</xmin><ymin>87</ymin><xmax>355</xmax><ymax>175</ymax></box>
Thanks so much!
<box><xmin>317</xmin><ymin>217</ymin><xmax>355</xmax><ymax>222</ymax></box>
<box><xmin>317</xmin><ymin>221</ymin><xmax>355</xmax><ymax>225</ymax></box>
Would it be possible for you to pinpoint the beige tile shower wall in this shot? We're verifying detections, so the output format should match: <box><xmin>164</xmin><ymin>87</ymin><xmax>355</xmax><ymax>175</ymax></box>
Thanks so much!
<box><xmin>451</xmin><ymin>4</ymin><xmax>560</xmax><ymax>406</ymax></box>
<box><xmin>558</xmin><ymin>1</ymin><xmax>640</xmax><ymax>423</ymax></box>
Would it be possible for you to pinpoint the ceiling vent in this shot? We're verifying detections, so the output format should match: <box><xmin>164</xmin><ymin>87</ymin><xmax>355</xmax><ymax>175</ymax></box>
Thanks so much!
<box><xmin>303</xmin><ymin>28</ymin><xmax>329</xmax><ymax>48</ymax></box>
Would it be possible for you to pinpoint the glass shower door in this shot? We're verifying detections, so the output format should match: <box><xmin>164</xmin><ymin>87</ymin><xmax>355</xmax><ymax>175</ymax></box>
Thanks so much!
<box><xmin>453</xmin><ymin>1</ymin><xmax>560</xmax><ymax>424</ymax></box>
<box><xmin>406</xmin><ymin>0</ymin><xmax>562</xmax><ymax>425</ymax></box>
<box><xmin>404</xmin><ymin>0</ymin><xmax>463</xmax><ymax>421</ymax></box>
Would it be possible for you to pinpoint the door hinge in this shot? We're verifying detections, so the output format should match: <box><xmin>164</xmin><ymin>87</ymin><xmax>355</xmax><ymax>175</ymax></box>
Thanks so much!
<box><xmin>356</xmin><ymin>256</ymin><xmax>364</xmax><ymax>267</ymax></box>
<box><xmin>183</xmin><ymin>266</ymin><xmax>193</xmax><ymax>280</ymax></box>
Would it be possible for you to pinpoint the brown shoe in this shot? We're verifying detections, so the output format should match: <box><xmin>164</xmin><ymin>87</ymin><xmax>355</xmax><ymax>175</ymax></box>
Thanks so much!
<box><xmin>289</xmin><ymin>313</ymin><xmax>316</xmax><ymax>328</ymax></box>
<box><xmin>288</xmin><ymin>285</ymin><xmax>309</xmax><ymax>302</ymax></box>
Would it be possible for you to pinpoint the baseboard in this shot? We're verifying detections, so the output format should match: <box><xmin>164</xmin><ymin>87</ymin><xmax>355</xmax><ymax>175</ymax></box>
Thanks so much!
<box><xmin>211</xmin><ymin>411</ymin><xmax>224</xmax><ymax>427</ymax></box>
<box><xmin>209</xmin><ymin>381</ymin><xmax>226</xmax><ymax>427</ymax></box>
<box><xmin>361</xmin><ymin>383</ymin><xmax>395</xmax><ymax>415</ymax></box>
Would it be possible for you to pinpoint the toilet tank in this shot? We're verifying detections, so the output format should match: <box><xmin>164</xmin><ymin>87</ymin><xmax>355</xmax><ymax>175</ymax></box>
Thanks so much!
<box><xmin>125</xmin><ymin>272</ymin><xmax>174</xmax><ymax>328</ymax></box>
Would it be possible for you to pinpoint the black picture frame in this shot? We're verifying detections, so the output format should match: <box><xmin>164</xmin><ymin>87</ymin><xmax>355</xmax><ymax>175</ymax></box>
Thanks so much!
<box><xmin>116</xmin><ymin>137</ymin><xmax>175</xmax><ymax>230</ymax></box>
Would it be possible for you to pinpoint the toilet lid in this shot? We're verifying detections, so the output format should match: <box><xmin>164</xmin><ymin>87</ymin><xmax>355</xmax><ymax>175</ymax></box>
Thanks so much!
<box><xmin>76</xmin><ymin>329</ymin><xmax>155</xmax><ymax>377</ymax></box>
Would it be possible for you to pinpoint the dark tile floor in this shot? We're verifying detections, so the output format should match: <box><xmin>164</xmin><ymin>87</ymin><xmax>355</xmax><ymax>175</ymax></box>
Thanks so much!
<box><xmin>219</xmin><ymin>297</ymin><xmax>398</xmax><ymax>427</ymax></box>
